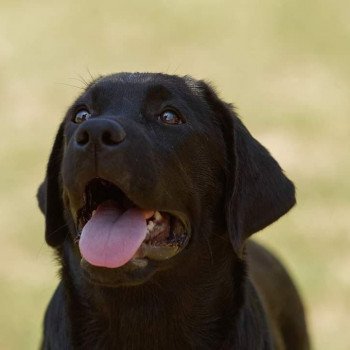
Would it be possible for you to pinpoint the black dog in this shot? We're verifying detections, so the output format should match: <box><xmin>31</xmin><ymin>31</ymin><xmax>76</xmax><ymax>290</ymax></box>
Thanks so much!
<box><xmin>38</xmin><ymin>73</ymin><xmax>309</xmax><ymax>349</ymax></box>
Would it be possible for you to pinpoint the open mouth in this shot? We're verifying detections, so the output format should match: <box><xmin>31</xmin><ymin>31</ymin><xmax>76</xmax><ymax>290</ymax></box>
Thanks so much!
<box><xmin>75</xmin><ymin>178</ymin><xmax>189</xmax><ymax>269</ymax></box>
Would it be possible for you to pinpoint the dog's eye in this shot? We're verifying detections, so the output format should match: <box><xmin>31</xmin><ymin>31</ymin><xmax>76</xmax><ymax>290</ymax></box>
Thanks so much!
<box><xmin>158</xmin><ymin>110</ymin><xmax>184</xmax><ymax>125</ymax></box>
<box><xmin>73</xmin><ymin>109</ymin><xmax>91</xmax><ymax>124</ymax></box>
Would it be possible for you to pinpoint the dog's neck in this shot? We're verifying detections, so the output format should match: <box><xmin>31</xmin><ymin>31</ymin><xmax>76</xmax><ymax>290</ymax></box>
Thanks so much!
<box><xmin>57</xmin><ymin>242</ymin><xmax>270</xmax><ymax>350</ymax></box>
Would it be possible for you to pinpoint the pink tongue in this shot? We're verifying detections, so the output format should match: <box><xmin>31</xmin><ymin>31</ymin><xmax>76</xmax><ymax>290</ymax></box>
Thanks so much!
<box><xmin>79</xmin><ymin>202</ymin><xmax>148</xmax><ymax>268</ymax></box>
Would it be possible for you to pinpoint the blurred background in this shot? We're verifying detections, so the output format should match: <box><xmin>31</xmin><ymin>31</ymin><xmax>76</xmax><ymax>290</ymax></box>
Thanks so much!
<box><xmin>1</xmin><ymin>0</ymin><xmax>349</xmax><ymax>348</ymax></box>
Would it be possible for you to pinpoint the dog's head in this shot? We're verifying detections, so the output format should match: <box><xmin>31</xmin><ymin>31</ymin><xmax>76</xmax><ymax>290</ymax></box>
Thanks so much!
<box><xmin>38</xmin><ymin>73</ymin><xmax>295</xmax><ymax>287</ymax></box>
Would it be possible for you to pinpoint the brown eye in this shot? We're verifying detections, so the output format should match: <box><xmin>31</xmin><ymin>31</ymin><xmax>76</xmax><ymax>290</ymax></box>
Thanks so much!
<box><xmin>73</xmin><ymin>109</ymin><xmax>91</xmax><ymax>124</ymax></box>
<box><xmin>158</xmin><ymin>110</ymin><xmax>184</xmax><ymax>125</ymax></box>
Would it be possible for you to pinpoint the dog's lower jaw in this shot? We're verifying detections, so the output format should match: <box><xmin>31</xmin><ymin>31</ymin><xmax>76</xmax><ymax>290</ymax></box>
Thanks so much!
<box><xmin>44</xmin><ymin>242</ymin><xmax>273</xmax><ymax>350</ymax></box>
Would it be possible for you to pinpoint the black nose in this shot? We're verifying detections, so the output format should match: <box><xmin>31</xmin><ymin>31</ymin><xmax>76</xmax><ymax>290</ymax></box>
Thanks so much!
<box><xmin>75</xmin><ymin>118</ymin><xmax>126</xmax><ymax>148</ymax></box>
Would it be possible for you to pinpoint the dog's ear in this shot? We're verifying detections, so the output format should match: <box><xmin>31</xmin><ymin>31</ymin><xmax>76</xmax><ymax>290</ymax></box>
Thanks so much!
<box><xmin>198</xmin><ymin>81</ymin><xmax>296</xmax><ymax>255</ymax></box>
<box><xmin>38</xmin><ymin>122</ymin><xmax>67</xmax><ymax>247</ymax></box>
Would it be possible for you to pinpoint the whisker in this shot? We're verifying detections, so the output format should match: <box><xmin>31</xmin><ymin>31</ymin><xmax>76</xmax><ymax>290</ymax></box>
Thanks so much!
<box><xmin>55</xmin><ymin>82</ymin><xmax>85</xmax><ymax>90</ymax></box>
<box><xmin>86</xmin><ymin>67</ymin><xmax>96</xmax><ymax>82</ymax></box>
<box><xmin>46</xmin><ymin>223</ymin><xmax>69</xmax><ymax>238</ymax></box>
<box><xmin>77</xmin><ymin>74</ymin><xmax>89</xmax><ymax>87</ymax></box>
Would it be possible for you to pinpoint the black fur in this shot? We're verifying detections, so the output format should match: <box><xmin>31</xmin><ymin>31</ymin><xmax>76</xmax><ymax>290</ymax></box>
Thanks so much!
<box><xmin>38</xmin><ymin>73</ymin><xmax>309</xmax><ymax>349</ymax></box>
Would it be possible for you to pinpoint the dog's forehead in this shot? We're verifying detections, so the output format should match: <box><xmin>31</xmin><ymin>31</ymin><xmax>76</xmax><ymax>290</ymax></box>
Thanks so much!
<box><xmin>83</xmin><ymin>73</ymin><xmax>203</xmax><ymax>105</ymax></box>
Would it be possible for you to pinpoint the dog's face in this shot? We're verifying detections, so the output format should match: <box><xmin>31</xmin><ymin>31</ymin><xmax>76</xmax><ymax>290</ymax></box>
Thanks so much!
<box><xmin>39</xmin><ymin>73</ymin><xmax>295</xmax><ymax>287</ymax></box>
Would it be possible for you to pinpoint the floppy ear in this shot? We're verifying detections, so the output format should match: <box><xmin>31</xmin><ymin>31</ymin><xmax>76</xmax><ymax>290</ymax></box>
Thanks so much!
<box><xmin>198</xmin><ymin>81</ymin><xmax>296</xmax><ymax>255</ymax></box>
<box><xmin>227</xmin><ymin>116</ymin><xmax>296</xmax><ymax>253</ymax></box>
<box><xmin>38</xmin><ymin>122</ymin><xmax>67</xmax><ymax>247</ymax></box>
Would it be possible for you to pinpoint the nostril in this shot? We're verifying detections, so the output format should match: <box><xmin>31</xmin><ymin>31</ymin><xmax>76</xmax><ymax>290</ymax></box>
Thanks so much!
<box><xmin>102</xmin><ymin>129</ymin><xmax>125</xmax><ymax>146</ymax></box>
<box><xmin>76</xmin><ymin>130</ymin><xmax>89</xmax><ymax>145</ymax></box>
<box><xmin>102</xmin><ymin>131</ymin><xmax>116</xmax><ymax>146</ymax></box>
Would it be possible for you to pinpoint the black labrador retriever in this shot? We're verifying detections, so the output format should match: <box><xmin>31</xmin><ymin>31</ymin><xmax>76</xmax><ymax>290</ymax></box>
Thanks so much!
<box><xmin>38</xmin><ymin>73</ymin><xmax>310</xmax><ymax>349</ymax></box>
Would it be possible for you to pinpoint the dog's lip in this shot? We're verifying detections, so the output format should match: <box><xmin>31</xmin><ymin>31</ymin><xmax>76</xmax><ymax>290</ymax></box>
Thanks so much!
<box><xmin>80</xmin><ymin>257</ymin><xmax>159</xmax><ymax>287</ymax></box>
<box><xmin>81</xmin><ymin>256</ymin><xmax>149</xmax><ymax>271</ymax></box>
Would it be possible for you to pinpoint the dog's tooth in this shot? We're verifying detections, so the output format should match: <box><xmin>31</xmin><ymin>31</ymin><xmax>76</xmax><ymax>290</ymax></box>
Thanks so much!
<box><xmin>92</xmin><ymin>210</ymin><xmax>96</xmax><ymax>217</ymax></box>
<box><xmin>154</xmin><ymin>211</ymin><xmax>162</xmax><ymax>221</ymax></box>
<box><xmin>147</xmin><ymin>221</ymin><xmax>155</xmax><ymax>231</ymax></box>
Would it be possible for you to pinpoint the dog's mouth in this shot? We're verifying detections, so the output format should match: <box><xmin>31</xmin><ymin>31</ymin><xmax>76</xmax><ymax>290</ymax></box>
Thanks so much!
<box><xmin>75</xmin><ymin>178</ymin><xmax>189</xmax><ymax>269</ymax></box>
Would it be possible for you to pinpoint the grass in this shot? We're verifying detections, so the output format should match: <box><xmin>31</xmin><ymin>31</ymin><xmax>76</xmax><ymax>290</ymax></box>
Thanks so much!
<box><xmin>0</xmin><ymin>1</ymin><xmax>349</xmax><ymax>348</ymax></box>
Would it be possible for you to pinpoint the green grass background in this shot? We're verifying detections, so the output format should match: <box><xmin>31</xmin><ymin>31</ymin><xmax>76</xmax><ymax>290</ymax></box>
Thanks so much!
<box><xmin>1</xmin><ymin>1</ymin><xmax>349</xmax><ymax>349</ymax></box>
